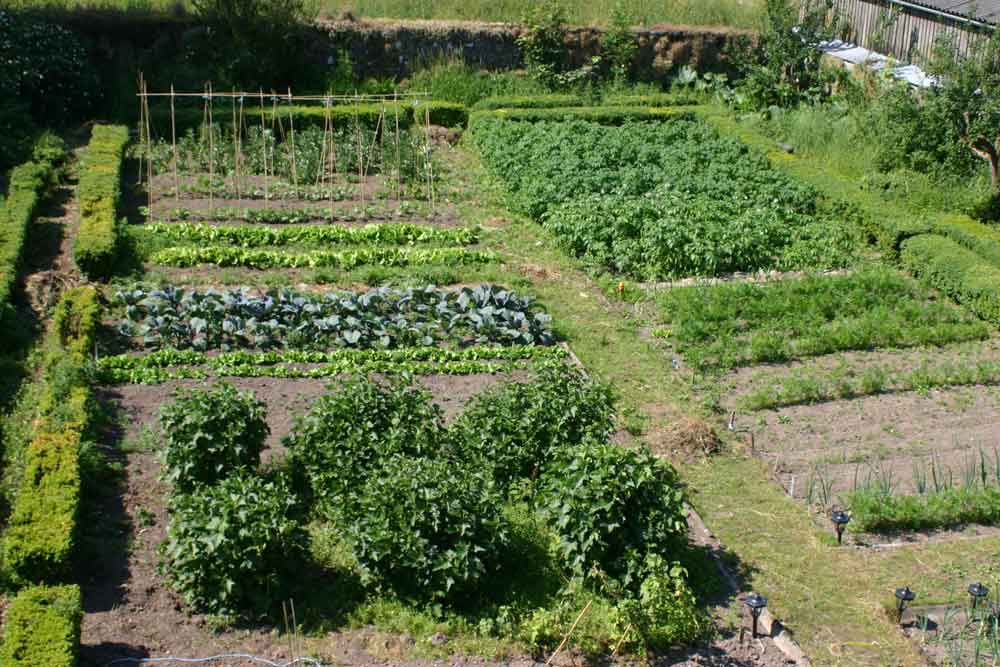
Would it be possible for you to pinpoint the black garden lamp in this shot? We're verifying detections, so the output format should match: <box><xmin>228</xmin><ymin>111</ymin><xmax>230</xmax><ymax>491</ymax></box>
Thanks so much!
<box><xmin>745</xmin><ymin>592</ymin><xmax>768</xmax><ymax>638</ymax></box>
<box><xmin>969</xmin><ymin>582</ymin><xmax>990</xmax><ymax>610</ymax></box>
<box><xmin>895</xmin><ymin>586</ymin><xmax>916</xmax><ymax>623</ymax></box>
<box><xmin>831</xmin><ymin>510</ymin><xmax>850</xmax><ymax>545</ymax></box>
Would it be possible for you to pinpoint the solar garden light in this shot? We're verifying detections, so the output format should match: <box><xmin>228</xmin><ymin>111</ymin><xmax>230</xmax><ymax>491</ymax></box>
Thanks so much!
<box><xmin>969</xmin><ymin>582</ymin><xmax>989</xmax><ymax>610</ymax></box>
<box><xmin>895</xmin><ymin>586</ymin><xmax>916</xmax><ymax>623</ymax></box>
<box><xmin>745</xmin><ymin>592</ymin><xmax>768</xmax><ymax>638</ymax></box>
<box><xmin>831</xmin><ymin>510</ymin><xmax>850</xmax><ymax>545</ymax></box>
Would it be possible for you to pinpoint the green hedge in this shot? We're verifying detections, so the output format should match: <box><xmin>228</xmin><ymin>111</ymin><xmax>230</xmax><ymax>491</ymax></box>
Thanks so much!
<box><xmin>472</xmin><ymin>94</ymin><xmax>588</xmax><ymax>110</ymax></box>
<box><xmin>411</xmin><ymin>101</ymin><xmax>468</xmax><ymax>128</ymax></box>
<box><xmin>0</xmin><ymin>585</ymin><xmax>82</xmax><ymax>667</ymax></box>
<box><xmin>2</xmin><ymin>287</ymin><xmax>101</xmax><ymax>585</ymax></box>
<box><xmin>934</xmin><ymin>214</ymin><xmax>1000</xmax><ymax>268</ymax></box>
<box><xmin>901</xmin><ymin>234</ymin><xmax>1000</xmax><ymax>325</ymax></box>
<box><xmin>153</xmin><ymin>102</ymin><xmax>416</xmax><ymax>135</ymax></box>
<box><xmin>0</xmin><ymin>134</ymin><xmax>66</xmax><ymax>315</ymax></box>
<box><xmin>73</xmin><ymin>125</ymin><xmax>128</xmax><ymax>279</ymax></box>
<box><xmin>601</xmin><ymin>92</ymin><xmax>701</xmax><ymax>107</ymax></box>
<box><xmin>470</xmin><ymin>106</ymin><xmax>692</xmax><ymax>126</ymax></box>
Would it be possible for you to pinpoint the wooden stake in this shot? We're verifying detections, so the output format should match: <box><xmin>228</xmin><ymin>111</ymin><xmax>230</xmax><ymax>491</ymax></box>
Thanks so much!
<box><xmin>232</xmin><ymin>88</ymin><xmax>241</xmax><ymax>202</ymax></box>
<box><xmin>544</xmin><ymin>600</ymin><xmax>592</xmax><ymax>666</ymax></box>
<box><xmin>207</xmin><ymin>82</ymin><xmax>215</xmax><ymax>212</ymax></box>
<box><xmin>393</xmin><ymin>91</ymin><xmax>401</xmax><ymax>202</ymax></box>
<box><xmin>287</xmin><ymin>87</ymin><xmax>298</xmax><ymax>196</ymax></box>
<box><xmin>259</xmin><ymin>89</ymin><xmax>269</xmax><ymax>205</ymax></box>
<box><xmin>425</xmin><ymin>104</ymin><xmax>434</xmax><ymax>211</ymax></box>
<box><xmin>355</xmin><ymin>95</ymin><xmax>364</xmax><ymax>208</ymax></box>
<box><xmin>144</xmin><ymin>78</ymin><xmax>153</xmax><ymax>219</ymax></box>
<box><xmin>171</xmin><ymin>84</ymin><xmax>179</xmax><ymax>214</ymax></box>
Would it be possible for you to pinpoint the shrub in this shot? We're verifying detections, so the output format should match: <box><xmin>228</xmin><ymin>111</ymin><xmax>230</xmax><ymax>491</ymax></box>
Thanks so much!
<box><xmin>471</xmin><ymin>106</ymin><xmax>681</xmax><ymax>125</ymax></box>
<box><xmin>450</xmin><ymin>362</ymin><xmax>616</xmax><ymax>493</ymax></box>
<box><xmin>901</xmin><ymin>234</ymin><xmax>1000</xmax><ymax>325</ymax></box>
<box><xmin>74</xmin><ymin>125</ymin><xmax>129</xmax><ymax>279</ymax></box>
<box><xmin>601</xmin><ymin>92</ymin><xmax>700</xmax><ymax>107</ymax></box>
<box><xmin>472</xmin><ymin>94</ymin><xmax>587</xmax><ymax>110</ymax></box>
<box><xmin>934</xmin><ymin>214</ymin><xmax>1000</xmax><ymax>268</ymax></box>
<box><xmin>614</xmin><ymin>554</ymin><xmax>705</xmax><ymax>651</ymax></box>
<box><xmin>518</xmin><ymin>1</ymin><xmax>569</xmax><ymax>89</ymax></box>
<box><xmin>345</xmin><ymin>455</ymin><xmax>508</xmax><ymax>600</ymax></box>
<box><xmin>539</xmin><ymin>442</ymin><xmax>687</xmax><ymax>585</ymax></box>
<box><xmin>2</xmin><ymin>431</ymin><xmax>81</xmax><ymax>584</ymax></box>
<box><xmin>157</xmin><ymin>382</ymin><xmax>269</xmax><ymax>493</ymax></box>
<box><xmin>285</xmin><ymin>376</ymin><xmax>444</xmax><ymax>509</ymax></box>
<box><xmin>0</xmin><ymin>584</ymin><xmax>82</xmax><ymax>667</ymax></box>
<box><xmin>412</xmin><ymin>101</ymin><xmax>468</xmax><ymax>128</ymax></box>
<box><xmin>161</xmin><ymin>473</ymin><xmax>307</xmax><ymax>617</ymax></box>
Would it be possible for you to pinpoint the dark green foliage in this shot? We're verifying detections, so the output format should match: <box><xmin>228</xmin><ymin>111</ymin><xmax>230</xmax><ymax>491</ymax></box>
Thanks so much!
<box><xmin>517</xmin><ymin>1</ymin><xmax>569</xmax><ymax>89</ymax></box>
<box><xmin>601</xmin><ymin>92</ymin><xmax>700</xmax><ymax>107</ymax></box>
<box><xmin>0</xmin><ymin>134</ymin><xmax>66</xmax><ymax>320</ymax></box>
<box><xmin>658</xmin><ymin>268</ymin><xmax>990</xmax><ymax>371</ymax></box>
<box><xmin>346</xmin><ymin>455</ymin><xmax>508</xmax><ymax>600</ymax></box>
<box><xmin>0</xmin><ymin>585</ymin><xmax>82</xmax><ymax>667</ymax></box>
<box><xmin>190</xmin><ymin>0</ymin><xmax>313</xmax><ymax>88</ymax></box>
<box><xmin>153</xmin><ymin>103</ymin><xmax>414</xmax><ymax>137</ymax></box>
<box><xmin>74</xmin><ymin>125</ymin><xmax>128</xmax><ymax>279</ymax></box>
<box><xmin>733</xmin><ymin>0</ymin><xmax>837</xmax><ymax>109</ymax></box>
<box><xmin>413</xmin><ymin>101</ymin><xmax>468</xmax><ymax>127</ymax></box>
<box><xmin>285</xmin><ymin>376</ymin><xmax>444</xmax><ymax>509</ymax></box>
<box><xmin>451</xmin><ymin>362</ymin><xmax>616</xmax><ymax>493</ymax></box>
<box><xmin>614</xmin><ymin>554</ymin><xmax>705</xmax><ymax>650</ymax></box>
<box><xmin>471</xmin><ymin>106</ymin><xmax>681</xmax><ymax>125</ymax></box>
<box><xmin>161</xmin><ymin>473</ymin><xmax>307</xmax><ymax>617</ymax></box>
<box><xmin>600</xmin><ymin>2</ymin><xmax>637</xmax><ymax>81</ymax></box>
<box><xmin>901</xmin><ymin>234</ymin><xmax>1000</xmax><ymax>326</ymax></box>
<box><xmin>157</xmin><ymin>382</ymin><xmax>269</xmax><ymax>492</ymax></box>
<box><xmin>0</xmin><ymin>11</ymin><xmax>97</xmax><ymax>128</ymax></box>
<box><xmin>539</xmin><ymin>441</ymin><xmax>687</xmax><ymax>586</ymax></box>
<box><xmin>473</xmin><ymin>115</ymin><xmax>851</xmax><ymax>279</ymax></box>
<box><xmin>473</xmin><ymin>94</ymin><xmax>587</xmax><ymax>110</ymax></box>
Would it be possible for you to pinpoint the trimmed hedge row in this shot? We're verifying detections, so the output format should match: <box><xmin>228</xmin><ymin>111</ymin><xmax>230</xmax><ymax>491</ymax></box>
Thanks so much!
<box><xmin>0</xmin><ymin>584</ymin><xmax>82</xmax><ymax>667</ymax></box>
<box><xmin>901</xmin><ymin>234</ymin><xmax>1000</xmax><ymax>325</ymax></box>
<box><xmin>934</xmin><ymin>214</ymin><xmax>1000</xmax><ymax>268</ymax></box>
<box><xmin>472</xmin><ymin>94</ymin><xmax>588</xmax><ymax>110</ymax></box>
<box><xmin>154</xmin><ymin>101</ymin><xmax>469</xmax><ymax>133</ymax></box>
<box><xmin>470</xmin><ymin>106</ymin><xmax>693</xmax><ymax>126</ymax></box>
<box><xmin>73</xmin><ymin>125</ymin><xmax>128</xmax><ymax>279</ymax></box>
<box><xmin>2</xmin><ymin>287</ymin><xmax>101</xmax><ymax>585</ymax></box>
<box><xmin>0</xmin><ymin>134</ymin><xmax>67</xmax><ymax>316</ymax></box>
<box><xmin>601</xmin><ymin>92</ymin><xmax>701</xmax><ymax>107</ymax></box>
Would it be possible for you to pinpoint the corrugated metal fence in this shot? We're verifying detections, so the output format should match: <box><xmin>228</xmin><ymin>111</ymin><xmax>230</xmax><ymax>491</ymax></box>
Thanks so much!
<box><xmin>826</xmin><ymin>0</ymin><xmax>994</xmax><ymax>63</ymax></box>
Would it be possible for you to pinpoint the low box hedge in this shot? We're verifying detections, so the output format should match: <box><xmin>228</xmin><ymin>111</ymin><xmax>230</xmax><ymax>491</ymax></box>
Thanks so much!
<box><xmin>1</xmin><ymin>287</ymin><xmax>100</xmax><ymax>586</ymax></box>
<box><xmin>0</xmin><ymin>584</ymin><xmax>82</xmax><ymax>667</ymax></box>
<box><xmin>901</xmin><ymin>233</ymin><xmax>1000</xmax><ymax>325</ymax></box>
<box><xmin>600</xmin><ymin>92</ymin><xmax>701</xmax><ymax>107</ymax></box>
<box><xmin>411</xmin><ymin>100</ymin><xmax>468</xmax><ymax>128</ymax></box>
<box><xmin>73</xmin><ymin>125</ymin><xmax>128</xmax><ymax>278</ymax></box>
<box><xmin>153</xmin><ymin>101</ymin><xmax>416</xmax><ymax>135</ymax></box>
<box><xmin>470</xmin><ymin>106</ymin><xmax>692</xmax><ymax>126</ymax></box>
<box><xmin>0</xmin><ymin>134</ymin><xmax>66</xmax><ymax>316</ymax></box>
<box><xmin>934</xmin><ymin>213</ymin><xmax>1000</xmax><ymax>269</ymax></box>
<box><xmin>472</xmin><ymin>94</ymin><xmax>588</xmax><ymax>111</ymax></box>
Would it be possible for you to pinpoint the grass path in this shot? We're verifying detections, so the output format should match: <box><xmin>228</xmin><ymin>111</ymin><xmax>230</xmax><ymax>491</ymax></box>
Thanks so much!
<box><xmin>446</xmin><ymin>134</ymin><xmax>1000</xmax><ymax>666</ymax></box>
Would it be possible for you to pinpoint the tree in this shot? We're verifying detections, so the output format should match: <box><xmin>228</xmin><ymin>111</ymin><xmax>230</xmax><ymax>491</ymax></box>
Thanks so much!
<box><xmin>191</xmin><ymin>0</ymin><xmax>315</xmax><ymax>88</ymax></box>
<box><xmin>928</xmin><ymin>31</ymin><xmax>1000</xmax><ymax>211</ymax></box>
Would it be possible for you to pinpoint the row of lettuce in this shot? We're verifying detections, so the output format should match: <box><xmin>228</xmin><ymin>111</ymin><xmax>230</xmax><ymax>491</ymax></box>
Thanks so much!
<box><xmin>0</xmin><ymin>125</ymin><xmax>126</xmax><ymax>664</ymax></box>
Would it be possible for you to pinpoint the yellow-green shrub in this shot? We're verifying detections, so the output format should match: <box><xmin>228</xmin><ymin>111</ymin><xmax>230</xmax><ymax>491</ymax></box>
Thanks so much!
<box><xmin>0</xmin><ymin>584</ymin><xmax>82</xmax><ymax>667</ymax></box>
<box><xmin>73</xmin><ymin>124</ymin><xmax>128</xmax><ymax>278</ymax></box>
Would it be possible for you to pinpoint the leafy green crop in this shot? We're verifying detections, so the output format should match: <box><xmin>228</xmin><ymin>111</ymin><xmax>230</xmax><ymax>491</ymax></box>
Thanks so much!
<box><xmin>114</xmin><ymin>284</ymin><xmax>553</xmax><ymax>351</ymax></box>
<box><xmin>143</xmin><ymin>222</ymin><xmax>478</xmax><ymax>248</ymax></box>
<box><xmin>539</xmin><ymin>442</ymin><xmax>687</xmax><ymax>587</ymax></box>
<box><xmin>148</xmin><ymin>245</ymin><xmax>495</xmax><ymax>270</ymax></box>
<box><xmin>285</xmin><ymin>376</ymin><xmax>445</xmax><ymax>511</ymax></box>
<box><xmin>161</xmin><ymin>473</ymin><xmax>306</xmax><ymax>618</ymax></box>
<box><xmin>472</xmin><ymin>115</ymin><xmax>857</xmax><ymax>279</ymax></box>
<box><xmin>451</xmin><ymin>361</ymin><xmax>616</xmax><ymax>494</ymax></box>
<box><xmin>157</xmin><ymin>382</ymin><xmax>269</xmax><ymax>492</ymax></box>
<box><xmin>346</xmin><ymin>455</ymin><xmax>508</xmax><ymax>600</ymax></box>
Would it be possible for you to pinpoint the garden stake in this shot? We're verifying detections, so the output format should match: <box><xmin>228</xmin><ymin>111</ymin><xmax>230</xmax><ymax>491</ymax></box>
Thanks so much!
<box><xmin>895</xmin><ymin>586</ymin><xmax>916</xmax><ymax>624</ymax></box>
<box><xmin>171</xmin><ymin>84</ymin><xmax>179</xmax><ymax>213</ymax></box>
<box><xmin>355</xmin><ymin>95</ymin><xmax>364</xmax><ymax>207</ymax></box>
<box><xmin>287</xmin><ymin>87</ymin><xmax>297</xmax><ymax>196</ymax></box>
<box><xmin>207</xmin><ymin>82</ymin><xmax>215</xmax><ymax>212</ymax></box>
<box><xmin>394</xmin><ymin>91</ymin><xmax>402</xmax><ymax>201</ymax></box>
<box><xmin>544</xmin><ymin>600</ymin><xmax>592</xmax><ymax>666</ymax></box>
<box><xmin>259</xmin><ymin>89</ymin><xmax>269</xmax><ymax>205</ymax></box>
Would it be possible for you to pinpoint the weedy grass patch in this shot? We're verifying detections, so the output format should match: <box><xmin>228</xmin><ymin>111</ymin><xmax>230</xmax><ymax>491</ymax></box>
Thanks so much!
<box><xmin>655</xmin><ymin>268</ymin><xmax>989</xmax><ymax>372</ymax></box>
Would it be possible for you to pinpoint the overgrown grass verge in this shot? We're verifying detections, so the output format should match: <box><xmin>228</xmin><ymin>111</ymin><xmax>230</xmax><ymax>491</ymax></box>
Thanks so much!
<box><xmin>739</xmin><ymin>355</ymin><xmax>1000</xmax><ymax>410</ymax></box>
<box><xmin>0</xmin><ymin>133</ymin><xmax>67</xmax><ymax>317</ymax></box>
<box><xmin>74</xmin><ymin>125</ymin><xmax>129</xmax><ymax>278</ymax></box>
<box><xmin>655</xmin><ymin>268</ymin><xmax>988</xmax><ymax>372</ymax></box>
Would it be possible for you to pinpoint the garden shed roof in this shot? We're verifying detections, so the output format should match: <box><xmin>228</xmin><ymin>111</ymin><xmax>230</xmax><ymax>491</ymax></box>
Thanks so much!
<box><xmin>899</xmin><ymin>0</ymin><xmax>1000</xmax><ymax>23</ymax></box>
